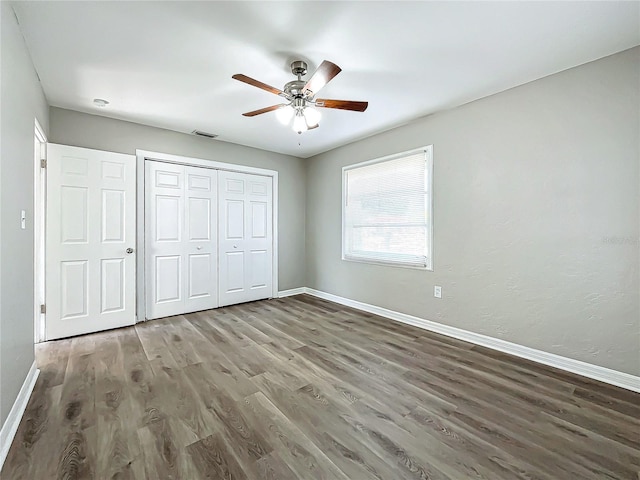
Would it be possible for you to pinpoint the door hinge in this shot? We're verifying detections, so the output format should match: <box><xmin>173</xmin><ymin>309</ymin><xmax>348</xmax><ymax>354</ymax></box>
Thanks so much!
<box><xmin>40</xmin><ymin>304</ymin><xmax>46</xmax><ymax>314</ymax></box>
<box><xmin>40</xmin><ymin>159</ymin><xmax>47</xmax><ymax>169</ymax></box>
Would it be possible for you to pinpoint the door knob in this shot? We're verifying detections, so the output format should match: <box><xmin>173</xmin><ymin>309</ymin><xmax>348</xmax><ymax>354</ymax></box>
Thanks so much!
<box><xmin>126</xmin><ymin>248</ymin><xmax>134</xmax><ymax>254</ymax></box>
<box><xmin>197</xmin><ymin>246</ymin><xmax>202</xmax><ymax>250</ymax></box>
<box><xmin>233</xmin><ymin>245</ymin><xmax>238</xmax><ymax>249</ymax></box>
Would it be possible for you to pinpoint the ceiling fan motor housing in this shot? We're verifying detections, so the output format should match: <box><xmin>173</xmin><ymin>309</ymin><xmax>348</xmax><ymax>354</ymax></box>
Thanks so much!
<box><xmin>290</xmin><ymin>60</ymin><xmax>308</xmax><ymax>77</ymax></box>
<box><xmin>284</xmin><ymin>80</ymin><xmax>307</xmax><ymax>97</ymax></box>
<box><xmin>284</xmin><ymin>61</ymin><xmax>311</xmax><ymax>97</ymax></box>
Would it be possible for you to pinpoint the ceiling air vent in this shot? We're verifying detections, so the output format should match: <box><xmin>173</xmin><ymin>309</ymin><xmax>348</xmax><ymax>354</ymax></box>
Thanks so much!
<box><xmin>192</xmin><ymin>130</ymin><xmax>218</xmax><ymax>139</ymax></box>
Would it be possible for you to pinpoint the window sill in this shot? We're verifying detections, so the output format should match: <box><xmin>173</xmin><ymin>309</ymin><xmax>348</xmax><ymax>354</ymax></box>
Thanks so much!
<box><xmin>342</xmin><ymin>255</ymin><xmax>433</xmax><ymax>271</ymax></box>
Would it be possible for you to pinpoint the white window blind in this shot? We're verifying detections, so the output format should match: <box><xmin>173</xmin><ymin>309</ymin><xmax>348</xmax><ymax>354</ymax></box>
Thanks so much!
<box><xmin>342</xmin><ymin>146</ymin><xmax>432</xmax><ymax>269</ymax></box>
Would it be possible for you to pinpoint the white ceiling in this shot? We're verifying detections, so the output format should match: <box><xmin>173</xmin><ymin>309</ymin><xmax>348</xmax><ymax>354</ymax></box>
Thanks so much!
<box><xmin>13</xmin><ymin>1</ymin><xmax>640</xmax><ymax>158</ymax></box>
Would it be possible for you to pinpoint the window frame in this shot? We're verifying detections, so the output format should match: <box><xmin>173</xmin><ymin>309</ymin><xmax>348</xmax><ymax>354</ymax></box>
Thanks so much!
<box><xmin>341</xmin><ymin>145</ymin><xmax>433</xmax><ymax>271</ymax></box>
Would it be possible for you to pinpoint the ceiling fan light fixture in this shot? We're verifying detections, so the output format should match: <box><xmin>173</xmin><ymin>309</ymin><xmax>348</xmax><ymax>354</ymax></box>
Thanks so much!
<box><xmin>292</xmin><ymin>112</ymin><xmax>308</xmax><ymax>133</ymax></box>
<box><xmin>303</xmin><ymin>106</ymin><xmax>321</xmax><ymax>127</ymax></box>
<box><xmin>276</xmin><ymin>105</ymin><xmax>294</xmax><ymax>125</ymax></box>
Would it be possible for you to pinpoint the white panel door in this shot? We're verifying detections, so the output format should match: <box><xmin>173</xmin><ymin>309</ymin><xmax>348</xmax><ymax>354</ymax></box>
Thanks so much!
<box><xmin>145</xmin><ymin>161</ymin><xmax>218</xmax><ymax>319</ymax></box>
<box><xmin>218</xmin><ymin>171</ymin><xmax>273</xmax><ymax>306</ymax></box>
<box><xmin>46</xmin><ymin>144</ymin><xmax>136</xmax><ymax>340</ymax></box>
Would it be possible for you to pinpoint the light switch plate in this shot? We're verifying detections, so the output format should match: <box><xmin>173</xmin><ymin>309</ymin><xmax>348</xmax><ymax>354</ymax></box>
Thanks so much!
<box><xmin>434</xmin><ymin>285</ymin><xmax>442</xmax><ymax>298</ymax></box>
<box><xmin>21</xmin><ymin>210</ymin><xmax>26</xmax><ymax>230</ymax></box>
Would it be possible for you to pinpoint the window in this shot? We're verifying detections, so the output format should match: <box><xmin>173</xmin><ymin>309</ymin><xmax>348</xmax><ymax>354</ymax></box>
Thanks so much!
<box><xmin>342</xmin><ymin>146</ymin><xmax>433</xmax><ymax>270</ymax></box>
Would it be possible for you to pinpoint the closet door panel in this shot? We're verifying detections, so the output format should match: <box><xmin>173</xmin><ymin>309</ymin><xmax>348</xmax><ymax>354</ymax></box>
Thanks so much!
<box><xmin>145</xmin><ymin>162</ymin><xmax>218</xmax><ymax>319</ymax></box>
<box><xmin>146</xmin><ymin>162</ymin><xmax>185</xmax><ymax>319</ymax></box>
<box><xmin>218</xmin><ymin>171</ymin><xmax>273</xmax><ymax>306</ymax></box>
<box><xmin>183</xmin><ymin>166</ymin><xmax>218</xmax><ymax>311</ymax></box>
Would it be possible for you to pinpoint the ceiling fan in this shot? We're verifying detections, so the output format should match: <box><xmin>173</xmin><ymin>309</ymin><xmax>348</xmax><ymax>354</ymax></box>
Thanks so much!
<box><xmin>232</xmin><ymin>60</ymin><xmax>368</xmax><ymax>134</ymax></box>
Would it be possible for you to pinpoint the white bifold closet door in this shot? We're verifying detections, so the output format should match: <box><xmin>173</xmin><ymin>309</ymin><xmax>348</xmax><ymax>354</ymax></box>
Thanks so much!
<box><xmin>145</xmin><ymin>162</ymin><xmax>218</xmax><ymax>319</ymax></box>
<box><xmin>46</xmin><ymin>144</ymin><xmax>136</xmax><ymax>340</ymax></box>
<box><xmin>218</xmin><ymin>170</ymin><xmax>273</xmax><ymax>306</ymax></box>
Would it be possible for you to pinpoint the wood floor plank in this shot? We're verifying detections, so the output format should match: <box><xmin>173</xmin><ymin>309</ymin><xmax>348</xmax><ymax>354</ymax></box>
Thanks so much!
<box><xmin>338</xmin><ymin>411</ymin><xmax>453</xmax><ymax>480</ymax></box>
<box><xmin>185</xmin><ymin>432</ymin><xmax>249</xmax><ymax>480</ymax></box>
<box><xmin>135</xmin><ymin>320</ymin><xmax>180</xmax><ymax>369</ymax></box>
<box><xmin>1</xmin><ymin>379</ymin><xmax>61</xmax><ymax>479</ymax></box>
<box><xmin>239</xmin><ymin>390</ymin><xmax>350</xmax><ymax>480</ymax></box>
<box><xmin>148</xmin><ymin>361</ymin><xmax>219</xmax><ymax>441</ymax></box>
<box><xmin>94</xmin><ymin>332</ymin><xmax>141</xmax><ymax>478</ymax></box>
<box><xmin>154</xmin><ymin>317</ymin><xmax>204</xmax><ymax>368</ymax></box>
<box><xmin>255</xmin><ymin>451</ymin><xmax>299</xmax><ymax>480</ymax></box>
<box><xmin>237</xmin><ymin>313</ymin><xmax>306</xmax><ymax>350</ymax></box>
<box><xmin>56</xmin><ymin>425</ymin><xmax>96</xmax><ymax>479</ymax></box>
<box><xmin>34</xmin><ymin>338</ymin><xmax>72</xmax><ymax>390</ymax></box>
<box><xmin>405</xmin><ymin>405</ymin><xmax>551</xmax><ymax>480</ymax></box>
<box><xmin>137</xmin><ymin>417</ymin><xmax>190</xmax><ymax>479</ymax></box>
<box><xmin>184</xmin><ymin>358</ymin><xmax>259</xmax><ymax>403</ymax></box>
<box><xmin>2</xmin><ymin>295</ymin><xmax>638</xmax><ymax>479</ymax></box>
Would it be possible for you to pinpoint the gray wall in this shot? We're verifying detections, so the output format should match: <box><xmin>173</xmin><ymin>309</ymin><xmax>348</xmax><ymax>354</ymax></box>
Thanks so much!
<box><xmin>306</xmin><ymin>47</ymin><xmax>640</xmax><ymax>375</ymax></box>
<box><xmin>0</xmin><ymin>2</ymin><xmax>49</xmax><ymax>425</ymax></box>
<box><xmin>49</xmin><ymin>107</ymin><xmax>306</xmax><ymax>291</ymax></box>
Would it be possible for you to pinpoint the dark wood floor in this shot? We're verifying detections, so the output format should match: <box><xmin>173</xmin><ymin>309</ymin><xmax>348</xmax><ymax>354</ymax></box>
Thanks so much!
<box><xmin>2</xmin><ymin>295</ymin><xmax>639</xmax><ymax>479</ymax></box>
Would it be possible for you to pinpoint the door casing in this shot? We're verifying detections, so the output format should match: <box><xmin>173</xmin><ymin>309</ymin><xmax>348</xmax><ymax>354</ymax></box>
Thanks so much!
<box><xmin>34</xmin><ymin>119</ymin><xmax>47</xmax><ymax>343</ymax></box>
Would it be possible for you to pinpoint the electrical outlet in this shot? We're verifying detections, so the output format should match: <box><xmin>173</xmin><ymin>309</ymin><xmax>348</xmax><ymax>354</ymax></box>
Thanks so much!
<box><xmin>434</xmin><ymin>285</ymin><xmax>442</xmax><ymax>298</ymax></box>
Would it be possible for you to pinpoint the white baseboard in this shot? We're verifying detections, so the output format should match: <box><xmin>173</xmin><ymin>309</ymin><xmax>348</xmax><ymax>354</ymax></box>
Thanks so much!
<box><xmin>302</xmin><ymin>288</ymin><xmax>640</xmax><ymax>394</ymax></box>
<box><xmin>277</xmin><ymin>287</ymin><xmax>306</xmax><ymax>298</ymax></box>
<box><xmin>0</xmin><ymin>362</ymin><xmax>39</xmax><ymax>470</ymax></box>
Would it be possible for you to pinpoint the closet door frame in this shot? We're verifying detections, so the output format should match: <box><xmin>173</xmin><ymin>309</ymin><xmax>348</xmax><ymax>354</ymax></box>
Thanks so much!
<box><xmin>136</xmin><ymin>149</ymin><xmax>278</xmax><ymax>322</ymax></box>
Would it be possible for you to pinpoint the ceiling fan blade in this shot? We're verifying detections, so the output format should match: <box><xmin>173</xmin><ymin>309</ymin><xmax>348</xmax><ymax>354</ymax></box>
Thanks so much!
<box><xmin>308</xmin><ymin>123</ymin><xmax>319</xmax><ymax>130</ymax></box>
<box><xmin>315</xmin><ymin>99</ymin><xmax>368</xmax><ymax>112</ymax></box>
<box><xmin>242</xmin><ymin>105</ymin><xmax>285</xmax><ymax>117</ymax></box>
<box><xmin>232</xmin><ymin>74</ymin><xmax>287</xmax><ymax>97</ymax></box>
<box><xmin>303</xmin><ymin>60</ymin><xmax>342</xmax><ymax>95</ymax></box>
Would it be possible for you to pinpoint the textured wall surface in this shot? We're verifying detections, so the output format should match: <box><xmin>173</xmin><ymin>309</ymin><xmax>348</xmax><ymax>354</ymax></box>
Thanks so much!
<box><xmin>0</xmin><ymin>2</ymin><xmax>49</xmax><ymax>425</ymax></box>
<box><xmin>306</xmin><ymin>47</ymin><xmax>640</xmax><ymax>375</ymax></box>
<box><xmin>49</xmin><ymin>107</ymin><xmax>307</xmax><ymax>291</ymax></box>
